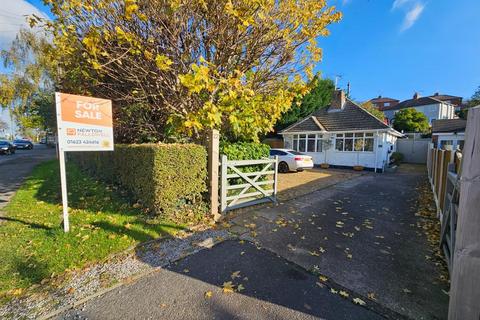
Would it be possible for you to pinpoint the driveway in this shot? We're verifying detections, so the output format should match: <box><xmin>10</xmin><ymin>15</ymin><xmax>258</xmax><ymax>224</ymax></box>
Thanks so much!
<box><xmin>57</xmin><ymin>166</ymin><xmax>448</xmax><ymax>320</ymax></box>
<box><xmin>0</xmin><ymin>145</ymin><xmax>56</xmax><ymax>211</ymax></box>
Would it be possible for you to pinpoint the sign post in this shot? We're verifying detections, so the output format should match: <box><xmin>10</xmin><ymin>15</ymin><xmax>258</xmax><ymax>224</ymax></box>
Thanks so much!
<box><xmin>55</xmin><ymin>92</ymin><xmax>114</xmax><ymax>232</ymax></box>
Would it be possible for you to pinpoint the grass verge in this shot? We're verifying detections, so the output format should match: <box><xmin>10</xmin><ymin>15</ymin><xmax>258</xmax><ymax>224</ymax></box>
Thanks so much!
<box><xmin>0</xmin><ymin>160</ymin><xmax>183</xmax><ymax>299</ymax></box>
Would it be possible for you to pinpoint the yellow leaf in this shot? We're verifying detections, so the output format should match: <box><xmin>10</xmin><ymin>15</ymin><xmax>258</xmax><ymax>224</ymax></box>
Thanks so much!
<box><xmin>319</xmin><ymin>275</ymin><xmax>328</xmax><ymax>282</ymax></box>
<box><xmin>204</xmin><ymin>291</ymin><xmax>213</xmax><ymax>299</ymax></box>
<box><xmin>339</xmin><ymin>290</ymin><xmax>349</xmax><ymax>298</ymax></box>
<box><xmin>353</xmin><ymin>297</ymin><xmax>366</xmax><ymax>306</ymax></box>
<box><xmin>231</xmin><ymin>271</ymin><xmax>241</xmax><ymax>280</ymax></box>
<box><xmin>222</xmin><ymin>281</ymin><xmax>235</xmax><ymax>294</ymax></box>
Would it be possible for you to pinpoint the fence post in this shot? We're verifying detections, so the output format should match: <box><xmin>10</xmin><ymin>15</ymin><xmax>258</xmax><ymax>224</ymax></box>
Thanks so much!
<box><xmin>439</xmin><ymin>150</ymin><xmax>452</xmax><ymax>213</ymax></box>
<box><xmin>207</xmin><ymin>129</ymin><xmax>220</xmax><ymax>221</ymax></box>
<box><xmin>448</xmin><ymin>106</ymin><xmax>480</xmax><ymax>320</ymax></box>
<box><xmin>219</xmin><ymin>155</ymin><xmax>228</xmax><ymax>217</ymax></box>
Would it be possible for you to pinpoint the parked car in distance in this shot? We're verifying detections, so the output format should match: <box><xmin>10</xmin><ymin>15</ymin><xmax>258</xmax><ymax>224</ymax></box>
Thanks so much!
<box><xmin>40</xmin><ymin>137</ymin><xmax>47</xmax><ymax>144</ymax></box>
<box><xmin>12</xmin><ymin>139</ymin><xmax>34</xmax><ymax>150</ymax></box>
<box><xmin>0</xmin><ymin>141</ymin><xmax>16</xmax><ymax>155</ymax></box>
<box><xmin>270</xmin><ymin>148</ymin><xmax>314</xmax><ymax>173</ymax></box>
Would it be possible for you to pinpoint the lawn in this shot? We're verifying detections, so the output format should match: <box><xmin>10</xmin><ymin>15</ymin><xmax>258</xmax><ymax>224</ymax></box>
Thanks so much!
<box><xmin>0</xmin><ymin>160</ymin><xmax>183</xmax><ymax>298</ymax></box>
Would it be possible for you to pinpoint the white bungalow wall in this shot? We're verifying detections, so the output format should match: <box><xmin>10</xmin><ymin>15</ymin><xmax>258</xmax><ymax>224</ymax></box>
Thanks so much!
<box><xmin>283</xmin><ymin>131</ymin><xmax>397</xmax><ymax>171</ymax></box>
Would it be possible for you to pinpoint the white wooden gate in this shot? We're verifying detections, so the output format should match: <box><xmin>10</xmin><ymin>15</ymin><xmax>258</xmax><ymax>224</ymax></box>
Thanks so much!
<box><xmin>220</xmin><ymin>155</ymin><xmax>278</xmax><ymax>213</ymax></box>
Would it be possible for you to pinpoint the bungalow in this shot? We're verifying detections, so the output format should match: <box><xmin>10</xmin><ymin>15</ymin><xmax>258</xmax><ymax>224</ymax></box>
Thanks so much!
<box><xmin>280</xmin><ymin>90</ymin><xmax>403</xmax><ymax>172</ymax></box>
<box><xmin>432</xmin><ymin>119</ymin><xmax>466</xmax><ymax>150</ymax></box>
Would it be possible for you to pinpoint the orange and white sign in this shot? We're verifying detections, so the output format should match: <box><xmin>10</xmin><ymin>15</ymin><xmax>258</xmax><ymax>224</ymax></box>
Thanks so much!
<box><xmin>55</xmin><ymin>92</ymin><xmax>114</xmax><ymax>151</ymax></box>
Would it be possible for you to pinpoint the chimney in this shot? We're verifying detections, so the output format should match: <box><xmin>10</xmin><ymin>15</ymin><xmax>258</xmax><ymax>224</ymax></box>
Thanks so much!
<box><xmin>331</xmin><ymin>89</ymin><xmax>346</xmax><ymax>110</ymax></box>
<box><xmin>413</xmin><ymin>92</ymin><xmax>420</xmax><ymax>99</ymax></box>
<box><xmin>434</xmin><ymin>92</ymin><xmax>439</xmax><ymax>96</ymax></box>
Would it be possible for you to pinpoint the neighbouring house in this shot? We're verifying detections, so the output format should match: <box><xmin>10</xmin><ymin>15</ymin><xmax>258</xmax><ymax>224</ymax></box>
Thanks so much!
<box><xmin>432</xmin><ymin>119</ymin><xmax>466</xmax><ymax>150</ymax></box>
<box><xmin>369</xmin><ymin>96</ymin><xmax>399</xmax><ymax>111</ymax></box>
<box><xmin>280</xmin><ymin>90</ymin><xmax>403</xmax><ymax>172</ymax></box>
<box><xmin>381</xmin><ymin>92</ymin><xmax>458</xmax><ymax>124</ymax></box>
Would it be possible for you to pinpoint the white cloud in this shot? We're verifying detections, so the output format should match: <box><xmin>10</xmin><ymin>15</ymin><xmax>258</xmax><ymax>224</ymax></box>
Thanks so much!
<box><xmin>392</xmin><ymin>0</ymin><xmax>425</xmax><ymax>32</ymax></box>
<box><xmin>392</xmin><ymin>0</ymin><xmax>411</xmax><ymax>10</ymax></box>
<box><xmin>0</xmin><ymin>0</ymin><xmax>49</xmax><ymax>50</ymax></box>
<box><xmin>401</xmin><ymin>3</ymin><xmax>425</xmax><ymax>31</ymax></box>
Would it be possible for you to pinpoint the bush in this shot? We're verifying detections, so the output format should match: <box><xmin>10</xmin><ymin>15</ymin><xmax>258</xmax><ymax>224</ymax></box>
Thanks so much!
<box><xmin>390</xmin><ymin>152</ymin><xmax>404</xmax><ymax>165</ymax></box>
<box><xmin>71</xmin><ymin>144</ymin><xmax>207</xmax><ymax>221</ymax></box>
<box><xmin>220</xmin><ymin>141</ymin><xmax>270</xmax><ymax>160</ymax></box>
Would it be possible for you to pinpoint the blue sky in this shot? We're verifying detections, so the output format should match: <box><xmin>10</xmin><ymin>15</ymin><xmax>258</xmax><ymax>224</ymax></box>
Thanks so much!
<box><xmin>1</xmin><ymin>0</ymin><xmax>480</xmax><ymax>132</ymax></box>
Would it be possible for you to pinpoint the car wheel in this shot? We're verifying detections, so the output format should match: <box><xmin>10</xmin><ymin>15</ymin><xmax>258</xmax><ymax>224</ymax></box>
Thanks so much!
<box><xmin>278</xmin><ymin>161</ymin><xmax>289</xmax><ymax>173</ymax></box>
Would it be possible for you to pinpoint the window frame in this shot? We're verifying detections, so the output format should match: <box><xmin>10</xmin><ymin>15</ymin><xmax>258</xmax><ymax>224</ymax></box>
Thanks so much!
<box><xmin>290</xmin><ymin>133</ymin><xmax>324</xmax><ymax>152</ymax></box>
<box><xmin>335</xmin><ymin>132</ymin><xmax>375</xmax><ymax>153</ymax></box>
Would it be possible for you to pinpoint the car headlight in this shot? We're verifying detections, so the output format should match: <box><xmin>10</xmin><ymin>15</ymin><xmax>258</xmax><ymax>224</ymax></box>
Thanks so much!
<box><xmin>1</xmin><ymin>147</ymin><xmax>8</xmax><ymax>150</ymax></box>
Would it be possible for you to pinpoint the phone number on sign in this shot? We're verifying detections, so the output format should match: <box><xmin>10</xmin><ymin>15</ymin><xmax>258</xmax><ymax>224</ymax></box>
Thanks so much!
<box><xmin>66</xmin><ymin>139</ymin><xmax>100</xmax><ymax>145</ymax></box>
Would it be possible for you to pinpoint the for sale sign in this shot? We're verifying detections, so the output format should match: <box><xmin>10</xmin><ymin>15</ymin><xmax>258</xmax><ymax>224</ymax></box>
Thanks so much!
<box><xmin>55</xmin><ymin>92</ymin><xmax>114</xmax><ymax>151</ymax></box>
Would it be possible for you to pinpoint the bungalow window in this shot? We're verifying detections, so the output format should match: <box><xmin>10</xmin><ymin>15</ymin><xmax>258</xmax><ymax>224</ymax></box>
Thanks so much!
<box><xmin>291</xmin><ymin>134</ymin><xmax>324</xmax><ymax>152</ymax></box>
<box><xmin>336</xmin><ymin>132</ymin><xmax>375</xmax><ymax>152</ymax></box>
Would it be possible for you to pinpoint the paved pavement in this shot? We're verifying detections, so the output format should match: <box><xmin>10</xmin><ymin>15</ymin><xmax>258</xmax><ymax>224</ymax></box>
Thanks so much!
<box><xmin>0</xmin><ymin>145</ymin><xmax>56</xmax><ymax>211</ymax></box>
<box><xmin>58</xmin><ymin>166</ymin><xmax>448</xmax><ymax>320</ymax></box>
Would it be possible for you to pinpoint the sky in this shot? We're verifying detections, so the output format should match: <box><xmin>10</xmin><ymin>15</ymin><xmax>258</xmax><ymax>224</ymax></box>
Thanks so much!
<box><xmin>1</xmin><ymin>0</ymin><xmax>480</xmax><ymax>133</ymax></box>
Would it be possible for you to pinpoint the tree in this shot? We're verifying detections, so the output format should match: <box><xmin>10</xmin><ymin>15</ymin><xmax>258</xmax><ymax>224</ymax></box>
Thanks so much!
<box><xmin>458</xmin><ymin>86</ymin><xmax>480</xmax><ymax>119</ymax></box>
<box><xmin>393</xmin><ymin>108</ymin><xmax>430</xmax><ymax>133</ymax></box>
<box><xmin>274</xmin><ymin>76</ymin><xmax>334</xmax><ymax>131</ymax></box>
<box><xmin>360</xmin><ymin>101</ymin><xmax>385</xmax><ymax>121</ymax></box>
<box><xmin>0</xmin><ymin>119</ymin><xmax>8</xmax><ymax>133</ymax></box>
<box><xmin>1</xmin><ymin>29</ymin><xmax>56</xmax><ymax>135</ymax></box>
<box><xmin>28</xmin><ymin>0</ymin><xmax>341</xmax><ymax>142</ymax></box>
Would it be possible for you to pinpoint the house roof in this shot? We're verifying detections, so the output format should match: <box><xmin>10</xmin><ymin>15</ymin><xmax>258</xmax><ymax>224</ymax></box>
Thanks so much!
<box><xmin>430</xmin><ymin>93</ymin><xmax>462</xmax><ymax>103</ymax></box>
<box><xmin>281</xmin><ymin>99</ymin><xmax>393</xmax><ymax>133</ymax></box>
<box><xmin>384</xmin><ymin>96</ymin><xmax>446</xmax><ymax>111</ymax></box>
<box><xmin>369</xmin><ymin>96</ymin><xmax>399</xmax><ymax>103</ymax></box>
<box><xmin>432</xmin><ymin>119</ymin><xmax>467</xmax><ymax>133</ymax></box>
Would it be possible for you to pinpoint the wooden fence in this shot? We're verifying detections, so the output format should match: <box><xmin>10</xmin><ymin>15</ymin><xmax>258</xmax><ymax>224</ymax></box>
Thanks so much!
<box><xmin>426</xmin><ymin>144</ymin><xmax>462</xmax><ymax>272</ymax></box>
<box><xmin>220</xmin><ymin>155</ymin><xmax>278</xmax><ymax>213</ymax></box>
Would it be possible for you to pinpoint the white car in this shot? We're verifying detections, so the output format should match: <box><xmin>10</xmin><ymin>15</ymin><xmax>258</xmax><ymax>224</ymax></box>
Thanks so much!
<box><xmin>270</xmin><ymin>148</ymin><xmax>314</xmax><ymax>173</ymax></box>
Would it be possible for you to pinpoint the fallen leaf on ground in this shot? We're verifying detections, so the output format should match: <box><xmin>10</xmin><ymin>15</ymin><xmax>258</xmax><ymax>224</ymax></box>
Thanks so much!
<box><xmin>353</xmin><ymin>297</ymin><xmax>366</xmax><ymax>305</ymax></box>
<box><xmin>339</xmin><ymin>290</ymin><xmax>349</xmax><ymax>298</ymax></box>
<box><xmin>237</xmin><ymin>284</ymin><xmax>245</xmax><ymax>292</ymax></box>
<box><xmin>222</xmin><ymin>281</ymin><xmax>235</xmax><ymax>294</ymax></box>
<box><xmin>183</xmin><ymin>269</ymin><xmax>189</xmax><ymax>273</ymax></box>
<box><xmin>368</xmin><ymin>292</ymin><xmax>377</xmax><ymax>300</ymax></box>
<box><xmin>231</xmin><ymin>271</ymin><xmax>241</xmax><ymax>279</ymax></box>
<box><xmin>330</xmin><ymin>288</ymin><xmax>338</xmax><ymax>294</ymax></box>
<box><xmin>403</xmin><ymin>288</ymin><xmax>412</xmax><ymax>293</ymax></box>
<box><xmin>319</xmin><ymin>275</ymin><xmax>328</xmax><ymax>282</ymax></box>
<box><xmin>204</xmin><ymin>291</ymin><xmax>213</xmax><ymax>299</ymax></box>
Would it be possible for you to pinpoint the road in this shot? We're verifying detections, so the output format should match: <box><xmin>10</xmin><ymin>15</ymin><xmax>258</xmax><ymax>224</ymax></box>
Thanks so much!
<box><xmin>0</xmin><ymin>145</ymin><xmax>56</xmax><ymax>211</ymax></box>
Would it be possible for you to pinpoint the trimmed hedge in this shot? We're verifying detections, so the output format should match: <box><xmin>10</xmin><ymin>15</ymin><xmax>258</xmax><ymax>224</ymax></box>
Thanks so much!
<box><xmin>220</xmin><ymin>141</ymin><xmax>270</xmax><ymax>160</ymax></box>
<box><xmin>390</xmin><ymin>151</ymin><xmax>404</xmax><ymax>165</ymax></box>
<box><xmin>71</xmin><ymin>144</ymin><xmax>207</xmax><ymax>220</ymax></box>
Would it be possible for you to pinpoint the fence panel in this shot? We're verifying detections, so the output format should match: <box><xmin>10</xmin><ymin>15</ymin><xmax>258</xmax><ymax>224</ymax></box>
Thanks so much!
<box><xmin>220</xmin><ymin>155</ymin><xmax>278</xmax><ymax>213</ymax></box>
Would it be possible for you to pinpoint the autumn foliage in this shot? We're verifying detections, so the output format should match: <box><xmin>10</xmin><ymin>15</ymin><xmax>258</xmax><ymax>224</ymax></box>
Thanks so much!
<box><xmin>27</xmin><ymin>0</ymin><xmax>341</xmax><ymax>142</ymax></box>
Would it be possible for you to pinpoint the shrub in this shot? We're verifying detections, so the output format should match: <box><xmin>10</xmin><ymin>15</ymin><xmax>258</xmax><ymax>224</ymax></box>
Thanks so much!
<box><xmin>71</xmin><ymin>144</ymin><xmax>207</xmax><ymax>222</ymax></box>
<box><xmin>220</xmin><ymin>141</ymin><xmax>270</xmax><ymax>160</ymax></box>
<box><xmin>390</xmin><ymin>152</ymin><xmax>404</xmax><ymax>165</ymax></box>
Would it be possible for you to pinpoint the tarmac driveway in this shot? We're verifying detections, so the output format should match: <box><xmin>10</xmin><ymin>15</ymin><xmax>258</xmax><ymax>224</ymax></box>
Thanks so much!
<box><xmin>58</xmin><ymin>166</ymin><xmax>448</xmax><ymax>320</ymax></box>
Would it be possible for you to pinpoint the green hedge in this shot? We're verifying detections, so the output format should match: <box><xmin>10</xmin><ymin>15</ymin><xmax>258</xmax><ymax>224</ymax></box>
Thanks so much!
<box><xmin>71</xmin><ymin>144</ymin><xmax>207</xmax><ymax>221</ymax></box>
<box><xmin>220</xmin><ymin>141</ymin><xmax>270</xmax><ymax>160</ymax></box>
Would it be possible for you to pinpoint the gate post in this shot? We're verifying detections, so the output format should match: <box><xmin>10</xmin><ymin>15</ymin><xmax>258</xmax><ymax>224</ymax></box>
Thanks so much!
<box><xmin>273</xmin><ymin>155</ymin><xmax>279</xmax><ymax>203</ymax></box>
<box><xmin>219</xmin><ymin>154</ymin><xmax>228</xmax><ymax>219</ymax></box>
<box><xmin>207</xmin><ymin>129</ymin><xmax>220</xmax><ymax>221</ymax></box>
